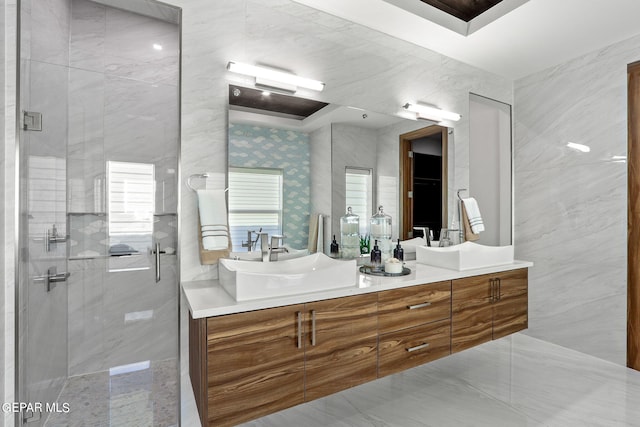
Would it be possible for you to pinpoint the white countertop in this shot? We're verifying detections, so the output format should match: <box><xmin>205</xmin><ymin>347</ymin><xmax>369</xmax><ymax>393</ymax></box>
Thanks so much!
<box><xmin>182</xmin><ymin>260</ymin><xmax>533</xmax><ymax>319</ymax></box>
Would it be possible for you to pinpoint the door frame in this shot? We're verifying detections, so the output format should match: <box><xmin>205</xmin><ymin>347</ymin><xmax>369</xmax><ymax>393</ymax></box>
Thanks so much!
<box><xmin>628</xmin><ymin>61</ymin><xmax>640</xmax><ymax>370</ymax></box>
<box><xmin>399</xmin><ymin>125</ymin><xmax>448</xmax><ymax>240</ymax></box>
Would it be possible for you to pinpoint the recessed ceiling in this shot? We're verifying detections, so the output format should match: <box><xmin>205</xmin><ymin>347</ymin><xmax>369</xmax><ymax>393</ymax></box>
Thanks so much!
<box><xmin>291</xmin><ymin>0</ymin><xmax>640</xmax><ymax>79</ymax></box>
<box><xmin>384</xmin><ymin>0</ymin><xmax>528</xmax><ymax>35</ymax></box>
<box><xmin>420</xmin><ymin>0</ymin><xmax>503</xmax><ymax>22</ymax></box>
<box><xmin>228</xmin><ymin>85</ymin><xmax>405</xmax><ymax>132</ymax></box>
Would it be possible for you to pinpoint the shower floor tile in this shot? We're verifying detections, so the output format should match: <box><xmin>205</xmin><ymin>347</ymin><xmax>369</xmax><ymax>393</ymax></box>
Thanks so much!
<box><xmin>45</xmin><ymin>359</ymin><xmax>178</xmax><ymax>427</ymax></box>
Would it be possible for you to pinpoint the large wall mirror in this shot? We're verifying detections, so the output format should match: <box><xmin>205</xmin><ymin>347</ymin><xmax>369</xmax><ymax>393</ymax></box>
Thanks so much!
<box><xmin>227</xmin><ymin>84</ymin><xmax>457</xmax><ymax>254</ymax></box>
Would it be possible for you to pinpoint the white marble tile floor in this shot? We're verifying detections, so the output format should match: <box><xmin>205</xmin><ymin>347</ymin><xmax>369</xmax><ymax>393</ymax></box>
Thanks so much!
<box><xmin>179</xmin><ymin>333</ymin><xmax>640</xmax><ymax>427</ymax></box>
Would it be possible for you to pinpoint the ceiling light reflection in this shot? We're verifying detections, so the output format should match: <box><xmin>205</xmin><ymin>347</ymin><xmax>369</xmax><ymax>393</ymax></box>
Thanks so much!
<box><xmin>566</xmin><ymin>142</ymin><xmax>590</xmax><ymax>153</ymax></box>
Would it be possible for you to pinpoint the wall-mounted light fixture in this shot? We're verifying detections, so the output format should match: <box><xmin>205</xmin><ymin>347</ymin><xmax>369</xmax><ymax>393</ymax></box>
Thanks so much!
<box><xmin>227</xmin><ymin>61</ymin><xmax>325</xmax><ymax>94</ymax></box>
<box><xmin>403</xmin><ymin>102</ymin><xmax>461</xmax><ymax>122</ymax></box>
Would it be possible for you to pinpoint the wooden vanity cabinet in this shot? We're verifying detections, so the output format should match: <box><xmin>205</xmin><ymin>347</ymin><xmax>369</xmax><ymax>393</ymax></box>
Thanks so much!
<box><xmin>378</xmin><ymin>281</ymin><xmax>452</xmax><ymax>377</ymax></box>
<box><xmin>190</xmin><ymin>268</ymin><xmax>528</xmax><ymax>425</ymax></box>
<box><xmin>451</xmin><ymin>268</ymin><xmax>528</xmax><ymax>353</ymax></box>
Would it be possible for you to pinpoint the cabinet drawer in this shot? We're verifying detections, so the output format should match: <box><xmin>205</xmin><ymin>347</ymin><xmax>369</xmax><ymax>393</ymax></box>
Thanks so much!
<box><xmin>378</xmin><ymin>319</ymin><xmax>451</xmax><ymax>378</ymax></box>
<box><xmin>378</xmin><ymin>281</ymin><xmax>451</xmax><ymax>334</ymax></box>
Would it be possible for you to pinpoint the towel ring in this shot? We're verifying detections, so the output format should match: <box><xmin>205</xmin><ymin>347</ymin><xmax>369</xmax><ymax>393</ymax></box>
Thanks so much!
<box><xmin>187</xmin><ymin>173</ymin><xmax>229</xmax><ymax>192</ymax></box>
<box><xmin>457</xmin><ymin>188</ymin><xmax>468</xmax><ymax>201</ymax></box>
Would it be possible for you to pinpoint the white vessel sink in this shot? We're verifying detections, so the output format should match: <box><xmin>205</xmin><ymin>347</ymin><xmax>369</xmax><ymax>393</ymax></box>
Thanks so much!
<box><xmin>219</xmin><ymin>253</ymin><xmax>357</xmax><ymax>301</ymax></box>
<box><xmin>416</xmin><ymin>241</ymin><xmax>514</xmax><ymax>271</ymax></box>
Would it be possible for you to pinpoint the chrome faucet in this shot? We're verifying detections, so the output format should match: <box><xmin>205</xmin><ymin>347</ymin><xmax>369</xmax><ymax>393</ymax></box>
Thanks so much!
<box><xmin>269</xmin><ymin>235</ymin><xmax>288</xmax><ymax>261</ymax></box>
<box><xmin>413</xmin><ymin>227</ymin><xmax>431</xmax><ymax>246</ymax></box>
<box><xmin>258</xmin><ymin>233</ymin><xmax>288</xmax><ymax>262</ymax></box>
<box><xmin>242</xmin><ymin>228</ymin><xmax>262</xmax><ymax>252</ymax></box>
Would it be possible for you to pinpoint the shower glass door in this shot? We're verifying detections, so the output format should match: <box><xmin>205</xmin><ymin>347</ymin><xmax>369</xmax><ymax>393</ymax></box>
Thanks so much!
<box><xmin>18</xmin><ymin>0</ymin><xmax>181</xmax><ymax>425</ymax></box>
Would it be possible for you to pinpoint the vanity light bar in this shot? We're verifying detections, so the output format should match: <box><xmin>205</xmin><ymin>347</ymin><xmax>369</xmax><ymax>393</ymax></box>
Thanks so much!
<box><xmin>227</xmin><ymin>61</ymin><xmax>325</xmax><ymax>92</ymax></box>
<box><xmin>403</xmin><ymin>103</ymin><xmax>461</xmax><ymax>122</ymax></box>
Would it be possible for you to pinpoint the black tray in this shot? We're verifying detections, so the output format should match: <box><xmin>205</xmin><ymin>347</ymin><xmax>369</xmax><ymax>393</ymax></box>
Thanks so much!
<box><xmin>359</xmin><ymin>265</ymin><xmax>411</xmax><ymax>277</ymax></box>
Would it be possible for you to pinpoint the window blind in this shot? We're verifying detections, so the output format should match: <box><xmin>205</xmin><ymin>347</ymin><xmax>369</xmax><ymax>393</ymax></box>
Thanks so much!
<box><xmin>107</xmin><ymin>161</ymin><xmax>155</xmax><ymax>236</ymax></box>
<box><xmin>345</xmin><ymin>167</ymin><xmax>372</xmax><ymax>235</ymax></box>
<box><xmin>228</xmin><ymin>167</ymin><xmax>283</xmax><ymax>251</ymax></box>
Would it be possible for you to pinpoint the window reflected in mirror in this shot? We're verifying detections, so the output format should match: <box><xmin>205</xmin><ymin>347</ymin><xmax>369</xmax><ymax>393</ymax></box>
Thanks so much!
<box><xmin>228</xmin><ymin>167</ymin><xmax>284</xmax><ymax>251</ymax></box>
<box><xmin>345</xmin><ymin>167</ymin><xmax>372</xmax><ymax>235</ymax></box>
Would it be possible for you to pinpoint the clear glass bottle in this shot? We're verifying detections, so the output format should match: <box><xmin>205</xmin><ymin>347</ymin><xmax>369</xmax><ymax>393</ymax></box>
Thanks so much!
<box><xmin>340</xmin><ymin>207</ymin><xmax>360</xmax><ymax>258</ymax></box>
<box><xmin>370</xmin><ymin>205</ymin><xmax>392</xmax><ymax>263</ymax></box>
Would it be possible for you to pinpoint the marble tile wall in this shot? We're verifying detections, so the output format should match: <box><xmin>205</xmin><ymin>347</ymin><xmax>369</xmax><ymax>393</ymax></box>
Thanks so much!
<box><xmin>331</xmin><ymin>124</ymin><xmax>378</xmax><ymax>242</ymax></box>
<box><xmin>67</xmin><ymin>251</ymin><xmax>178</xmax><ymax>376</ymax></box>
<box><xmin>68</xmin><ymin>0</ymin><xmax>180</xmax><ymax>217</ymax></box>
<box><xmin>66</xmin><ymin>0</ymin><xmax>180</xmax><ymax>376</ymax></box>
<box><xmin>309</xmin><ymin>124</ymin><xmax>332</xmax><ymax>252</ymax></box>
<box><xmin>514</xmin><ymin>33</ymin><xmax>640</xmax><ymax>365</ymax></box>
<box><xmin>167</xmin><ymin>0</ymin><xmax>513</xmax><ymax>282</ymax></box>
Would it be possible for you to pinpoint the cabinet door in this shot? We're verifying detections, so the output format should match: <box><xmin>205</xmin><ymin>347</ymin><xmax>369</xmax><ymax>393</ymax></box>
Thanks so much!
<box><xmin>378</xmin><ymin>281</ymin><xmax>451</xmax><ymax>334</ymax></box>
<box><xmin>493</xmin><ymin>269</ymin><xmax>528</xmax><ymax>340</ymax></box>
<box><xmin>305</xmin><ymin>294</ymin><xmax>378</xmax><ymax>401</ymax></box>
<box><xmin>451</xmin><ymin>274</ymin><xmax>493</xmax><ymax>353</ymax></box>
<box><xmin>207</xmin><ymin>304</ymin><xmax>305</xmax><ymax>427</ymax></box>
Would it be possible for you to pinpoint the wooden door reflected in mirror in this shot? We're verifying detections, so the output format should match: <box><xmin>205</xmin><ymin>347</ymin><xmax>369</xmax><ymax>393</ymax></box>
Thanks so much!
<box><xmin>399</xmin><ymin>125</ymin><xmax>448</xmax><ymax>240</ymax></box>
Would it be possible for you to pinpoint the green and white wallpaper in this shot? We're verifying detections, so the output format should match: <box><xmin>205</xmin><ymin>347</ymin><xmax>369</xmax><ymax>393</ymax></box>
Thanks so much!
<box><xmin>229</xmin><ymin>123</ymin><xmax>310</xmax><ymax>249</ymax></box>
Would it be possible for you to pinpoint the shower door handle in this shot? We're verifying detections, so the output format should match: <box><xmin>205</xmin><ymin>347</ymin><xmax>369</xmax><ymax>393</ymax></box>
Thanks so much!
<box><xmin>153</xmin><ymin>243</ymin><xmax>166</xmax><ymax>283</ymax></box>
<box><xmin>33</xmin><ymin>266</ymin><xmax>70</xmax><ymax>292</ymax></box>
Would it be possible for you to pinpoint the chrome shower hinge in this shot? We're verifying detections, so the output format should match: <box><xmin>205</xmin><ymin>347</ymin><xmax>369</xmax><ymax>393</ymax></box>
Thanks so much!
<box><xmin>23</xmin><ymin>111</ymin><xmax>42</xmax><ymax>131</ymax></box>
<box><xmin>22</xmin><ymin>409</ymin><xmax>41</xmax><ymax>424</ymax></box>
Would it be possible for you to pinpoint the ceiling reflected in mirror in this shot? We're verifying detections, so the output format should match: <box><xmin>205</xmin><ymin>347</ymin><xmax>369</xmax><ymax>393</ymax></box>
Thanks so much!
<box><xmin>228</xmin><ymin>84</ymin><xmax>407</xmax><ymax>132</ymax></box>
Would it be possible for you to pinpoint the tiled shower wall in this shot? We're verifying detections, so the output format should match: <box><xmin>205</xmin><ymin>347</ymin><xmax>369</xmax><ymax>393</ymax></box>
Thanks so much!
<box><xmin>66</xmin><ymin>0</ymin><xmax>179</xmax><ymax>375</ymax></box>
<box><xmin>514</xmin><ymin>33</ymin><xmax>640</xmax><ymax>365</ymax></box>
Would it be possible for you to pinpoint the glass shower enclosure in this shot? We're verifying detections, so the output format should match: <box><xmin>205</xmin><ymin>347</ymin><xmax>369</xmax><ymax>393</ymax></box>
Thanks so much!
<box><xmin>17</xmin><ymin>0</ymin><xmax>181</xmax><ymax>425</ymax></box>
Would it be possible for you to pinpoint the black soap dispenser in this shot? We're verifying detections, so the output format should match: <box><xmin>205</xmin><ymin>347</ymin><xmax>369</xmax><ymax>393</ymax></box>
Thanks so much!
<box><xmin>393</xmin><ymin>239</ymin><xmax>404</xmax><ymax>261</ymax></box>
<box><xmin>330</xmin><ymin>235</ymin><xmax>340</xmax><ymax>257</ymax></box>
<box><xmin>370</xmin><ymin>239</ymin><xmax>382</xmax><ymax>268</ymax></box>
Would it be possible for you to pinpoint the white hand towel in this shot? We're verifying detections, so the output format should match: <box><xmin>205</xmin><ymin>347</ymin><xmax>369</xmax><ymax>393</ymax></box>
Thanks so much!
<box><xmin>197</xmin><ymin>189</ymin><xmax>230</xmax><ymax>250</ymax></box>
<box><xmin>462</xmin><ymin>197</ymin><xmax>485</xmax><ymax>234</ymax></box>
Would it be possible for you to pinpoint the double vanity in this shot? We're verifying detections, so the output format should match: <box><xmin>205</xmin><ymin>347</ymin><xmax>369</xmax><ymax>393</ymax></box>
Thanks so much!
<box><xmin>183</xmin><ymin>244</ymin><xmax>532</xmax><ymax>427</ymax></box>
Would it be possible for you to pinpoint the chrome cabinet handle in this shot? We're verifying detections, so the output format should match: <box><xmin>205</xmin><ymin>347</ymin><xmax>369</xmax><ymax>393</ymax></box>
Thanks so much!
<box><xmin>311</xmin><ymin>310</ymin><xmax>317</xmax><ymax>346</ymax></box>
<box><xmin>407</xmin><ymin>302</ymin><xmax>432</xmax><ymax>310</ymax></box>
<box><xmin>297</xmin><ymin>311</ymin><xmax>302</xmax><ymax>349</ymax></box>
<box><xmin>490</xmin><ymin>279</ymin><xmax>496</xmax><ymax>302</ymax></box>
<box><xmin>497</xmin><ymin>278</ymin><xmax>501</xmax><ymax>301</ymax></box>
<box><xmin>406</xmin><ymin>342</ymin><xmax>430</xmax><ymax>352</ymax></box>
